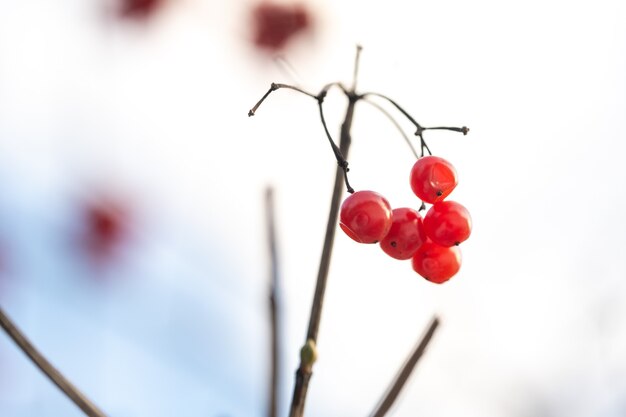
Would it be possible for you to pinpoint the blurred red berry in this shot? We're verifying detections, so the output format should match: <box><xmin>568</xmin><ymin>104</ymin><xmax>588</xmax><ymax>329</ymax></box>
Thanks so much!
<box><xmin>118</xmin><ymin>0</ymin><xmax>163</xmax><ymax>20</ymax></box>
<box><xmin>251</xmin><ymin>2</ymin><xmax>312</xmax><ymax>51</ymax></box>
<box><xmin>81</xmin><ymin>197</ymin><xmax>129</xmax><ymax>264</ymax></box>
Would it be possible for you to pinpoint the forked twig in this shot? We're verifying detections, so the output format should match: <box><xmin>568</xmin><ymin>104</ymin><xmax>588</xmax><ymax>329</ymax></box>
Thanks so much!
<box><xmin>0</xmin><ymin>306</ymin><xmax>108</xmax><ymax>417</ymax></box>
<box><xmin>248</xmin><ymin>81</ymin><xmax>353</xmax><ymax>193</ymax></box>
<box><xmin>368</xmin><ymin>316</ymin><xmax>440</xmax><ymax>417</ymax></box>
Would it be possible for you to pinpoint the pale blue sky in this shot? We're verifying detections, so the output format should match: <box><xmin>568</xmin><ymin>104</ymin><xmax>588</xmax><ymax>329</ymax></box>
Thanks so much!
<box><xmin>1</xmin><ymin>0</ymin><xmax>626</xmax><ymax>416</ymax></box>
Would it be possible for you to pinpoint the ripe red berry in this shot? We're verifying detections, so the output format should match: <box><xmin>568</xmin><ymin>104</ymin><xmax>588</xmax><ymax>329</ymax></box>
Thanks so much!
<box><xmin>339</xmin><ymin>191</ymin><xmax>392</xmax><ymax>244</ymax></box>
<box><xmin>412</xmin><ymin>241</ymin><xmax>461</xmax><ymax>284</ymax></box>
<box><xmin>423</xmin><ymin>201</ymin><xmax>472</xmax><ymax>247</ymax></box>
<box><xmin>380</xmin><ymin>208</ymin><xmax>426</xmax><ymax>260</ymax></box>
<box><xmin>251</xmin><ymin>2</ymin><xmax>311</xmax><ymax>51</ymax></box>
<box><xmin>409</xmin><ymin>156</ymin><xmax>458</xmax><ymax>204</ymax></box>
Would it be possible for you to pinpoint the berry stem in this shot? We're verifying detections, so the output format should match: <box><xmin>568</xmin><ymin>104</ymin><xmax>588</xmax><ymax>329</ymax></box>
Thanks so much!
<box><xmin>359</xmin><ymin>92</ymin><xmax>425</xmax><ymax>133</ymax></box>
<box><xmin>423</xmin><ymin>126</ymin><xmax>470</xmax><ymax>135</ymax></box>
<box><xmin>368</xmin><ymin>316</ymin><xmax>440</xmax><ymax>417</ymax></box>
<box><xmin>288</xmin><ymin>45</ymin><xmax>361</xmax><ymax>417</ymax></box>
<box><xmin>359</xmin><ymin>92</ymin><xmax>468</xmax><ymax>157</ymax></box>
<box><xmin>317</xmin><ymin>100</ymin><xmax>353</xmax><ymax>193</ymax></box>
<box><xmin>248</xmin><ymin>82</ymin><xmax>317</xmax><ymax>117</ymax></box>
<box><xmin>248</xmin><ymin>81</ymin><xmax>354</xmax><ymax>193</ymax></box>
<box><xmin>0</xmin><ymin>306</ymin><xmax>108</xmax><ymax>417</ymax></box>
<box><xmin>360</xmin><ymin>98</ymin><xmax>419</xmax><ymax>159</ymax></box>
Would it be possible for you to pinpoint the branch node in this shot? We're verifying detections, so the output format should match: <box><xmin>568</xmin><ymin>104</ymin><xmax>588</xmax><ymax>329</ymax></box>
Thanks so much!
<box><xmin>299</xmin><ymin>339</ymin><xmax>318</xmax><ymax>372</ymax></box>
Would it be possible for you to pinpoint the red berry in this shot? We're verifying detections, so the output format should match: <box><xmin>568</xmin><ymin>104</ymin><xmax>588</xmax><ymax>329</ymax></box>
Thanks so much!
<box><xmin>81</xmin><ymin>197</ymin><xmax>129</xmax><ymax>263</ymax></box>
<box><xmin>251</xmin><ymin>2</ymin><xmax>312</xmax><ymax>51</ymax></box>
<box><xmin>412</xmin><ymin>241</ymin><xmax>461</xmax><ymax>283</ymax></box>
<box><xmin>380</xmin><ymin>208</ymin><xmax>426</xmax><ymax>260</ymax></box>
<box><xmin>118</xmin><ymin>0</ymin><xmax>163</xmax><ymax>20</ymax></box>
<box><xmin>339</xmin><ymin>191</ymin><xmax>392</xmax><ymax>244</ymax></box>
<box><xmin>409</xmin><ymin>156</ymin><xmax>458</xmax><ymax>204</ymax></box>
<box><xmin>423</xmin><ymin>201</ymin><xmax>472</xmax><ymax>247</ymax></box>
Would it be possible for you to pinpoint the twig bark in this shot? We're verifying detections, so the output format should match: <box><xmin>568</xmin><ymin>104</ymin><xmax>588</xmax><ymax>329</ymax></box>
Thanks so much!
<box><xmin>368</xmin><ymin>316</ymin><xmax>440</xmax><ymax>417</ymax></box>
<box><xmin>287</xmin><ymin>46</ymin><xmax>362</xmax><ymax>417</ymax></box>
<box><xmin>265</xmin><ymin>187</ymin><xmax>280</xmax><ymax>417</ymax></box>
<box><xmin>0</xmin><ymin>306</ymin><xmax>108</xmax><ymax>417</ymax></box>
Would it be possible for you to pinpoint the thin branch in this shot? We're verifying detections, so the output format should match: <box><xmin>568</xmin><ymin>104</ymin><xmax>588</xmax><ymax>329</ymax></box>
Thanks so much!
<box><xmin>273</xmin><ymin>55</ymin><xmax>305</xmax><ymax>86</ymax></box>
<box><xmin>265</xmin><ymin>187</ymin><xmax>280</xmax><ymax>417</ymax></box>
<box><xmin>288</xmin><ymin>46</ymin><xmax>362</xmax><ymax>417</ymax></box>
<box><xmin>359</xmin><ymin>92</ymin><xmax>425</xmax><ymax>133</ymax></box>
<box><xmin>248</xmin><ymin>83</ymin><xmax>317</xmax><ymax>117</ymax></box>
<box><xmin>423</xmin><ymin>126</ymin><xmax>470</xmax><ymax>135</ymax></box>
<box><xmin>351</xmin><ymin>45</ymin><xmax>363</xmax><ymax>92</ymax></box>
<box><xmin>359</xmin><ymin>93</ymin><xmax>469</xmax><ymax>138</ymax></box>
<box><xmin>361</xmin><ymin>98</ymin><xmax>419</xmax><ymax>159</ymax></box>
<box><xmin>368</xmin><ymin>316</ymin><xmax>440</xmax><ymax>417</ymax></box>
<box><xmin>417</xmin><ymin>133</ymin><xmax>432</xmax><ymax>157</ymax></box>
<box><xmin>317</xmin><ymin>101</ymin><xmax>353</xmax><ymax>193</ymax></box>
<box><xmin>0</xmin><ymin>306</ymin><xmax>108</xmax><ymax>417</ymax></box>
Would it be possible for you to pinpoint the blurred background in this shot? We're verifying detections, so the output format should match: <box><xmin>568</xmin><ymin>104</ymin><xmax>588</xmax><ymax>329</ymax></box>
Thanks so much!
<box><xmin>1</xmin><ymin>0</ymin><xmax>626</xmax><ymax>416</ymax></box>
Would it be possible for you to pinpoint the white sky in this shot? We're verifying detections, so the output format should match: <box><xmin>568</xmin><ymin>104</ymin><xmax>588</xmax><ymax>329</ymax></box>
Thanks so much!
<box><xmin>1</xmin><ymin>0</ymin><xmax>626</xmax><ymax>416</ymax></box>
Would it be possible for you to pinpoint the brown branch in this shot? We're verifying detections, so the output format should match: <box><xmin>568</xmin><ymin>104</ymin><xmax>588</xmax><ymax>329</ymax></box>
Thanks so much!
<box><xmin>288</xmin><ymin>45</ymin><xmax>362</xmax><ymax>417</ymax></box>
<box><xmin>248</xmin><ymin>83</ymin><xmax>317</xmax><ymax>117</ymax></box>
<box><xmin>0</xmin><ymin>306</ymin><xmax>108</xmax><ymax>417</ymax></box>
<box><xmin>265</xmin><ymin>187</ymin><xmax>280</xmax><ymax>417</ymax></box>
<box><xmin>368</xmin><ymin>316</ymin><xmax>440</xmax><ymax>417</ymax></box>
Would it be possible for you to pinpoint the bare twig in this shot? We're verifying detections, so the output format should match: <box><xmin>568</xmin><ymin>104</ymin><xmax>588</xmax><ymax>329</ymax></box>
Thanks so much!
<box><xmin>248</xmin><ymin>83</ymin><xmax>317</xmax><ymax>117</ymax></box>
<box><xmin>0</xmin><ymin>306</ymin><xmax>108</xmax><ymax>417</ymax></box>
<box><xmin>288</xmin><ymin>45</ymin><xmax>362</xmax><ymax>417</ymax></box>
<box><xmin>368</xmin><ymin>316</ymin><xmax>440</xmax><ymax>417</ymax></box>
<box><xmin>265</xmin><ymin>187</ymin><xmax>280</xmax><ymax>417</ymax></box>
<box><xmin>359</xmin><ymin>92</ymin><xmax>468</xmax><ymax>139</ymax></box>
<box><xmin>248</xmin><ymin>81</ymin><xmax>353</xmax><ymax>192</ymax></box>
<box><xmin>359</xmin><ymin>92</ymin><xmax>425</xmax><ymax>134</ymax></box>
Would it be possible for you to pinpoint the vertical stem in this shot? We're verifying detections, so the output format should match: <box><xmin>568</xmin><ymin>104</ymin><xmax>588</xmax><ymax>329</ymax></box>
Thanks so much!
<box><xmin>288</xmin><ymin>46</ymin><xmax>362</xmax><ymax>417</ymax></box>
<box><xmin>0</xmin><ymin>306</ymin><xmax>107</xmax><ymax>417</ymax></box>
<box><xmin>265</xmin><ymin>188</ymin><xmax>280</xmax><ymax>417</ymax></box>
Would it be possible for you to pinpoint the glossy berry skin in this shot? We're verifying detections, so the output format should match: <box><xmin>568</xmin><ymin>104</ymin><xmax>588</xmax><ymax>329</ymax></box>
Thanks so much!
<box><xmin>423</xmin><ymin>201</ymin><xmax>472</xmax><ymax>247</ymax></box>
<box><xmin>380</xmin><ymin>208</ymin><xmax>426</xmax><ymax>260</ymax></box>
<box><xmin>251</xmin><ymin>2</ymin><xmax>311</xmax><ymax>51</ymax></box>
<box><xmin>412</xmin><ymin>241</ymin><xmax>461</xmax><ymax>284</ymax></box>
<box><xmin>340</xmin><ymin>191</ymin><xmax>392</xmax><ymax>244</ymax></box>
<box><xmin>409</xmin><ymin>156</ymin><xmax>458</xmax><ymax>204</ymax></box>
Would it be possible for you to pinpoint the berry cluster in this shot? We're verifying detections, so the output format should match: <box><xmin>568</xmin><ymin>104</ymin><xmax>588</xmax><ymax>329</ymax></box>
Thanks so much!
<box><xmin>339</xmin><ymin>156</ymin><xmax>471</xmax><ymax>284</ymax></box>
<box><xmin>251</xmin><ymin>2</ymin><xmax>312</xmax><ymax>51</ymax></box>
